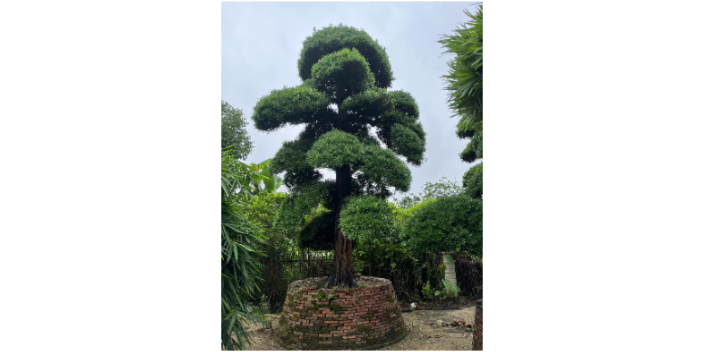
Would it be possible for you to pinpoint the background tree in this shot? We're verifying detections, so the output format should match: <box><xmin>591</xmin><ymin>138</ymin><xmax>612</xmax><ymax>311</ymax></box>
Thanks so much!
<box><xmin>252</xmin><ymin>25</ymin><xmax>426</xmax><ymax>287</ymax></box>
<box><xmin>250</xmin><ymin>158</ymin><xmax>284</xmax><ymax>194</ymax></box>
<box><xmin>222</xmin><ymin>100</ymin><xmax>254</xmax><ymax>160</ymax></box>
<box><xmin>393</xmin><ymin>176</ymin><xmax>463</xmax><ymax>209</ymax></box>
<box><xmin>389</xmin><ymin>198</ymin><xmax>436</xmax><ymax>230</ymax></box>
<box><xmin>439</xmin><ymin>6</ymin><xmax>483</xmax><ymax>196</ymax></box>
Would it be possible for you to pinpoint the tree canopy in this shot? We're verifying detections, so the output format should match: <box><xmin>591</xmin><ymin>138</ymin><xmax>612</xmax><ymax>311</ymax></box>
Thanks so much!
<box><xmin>221</xmin><ymin>100</ymin><xmax>253</xmax><ymax>160</ymax></box>
<box><xmin>393</xmin><ymin>176</ymin><xmax>462</xmax><ymax>209</ymax></box>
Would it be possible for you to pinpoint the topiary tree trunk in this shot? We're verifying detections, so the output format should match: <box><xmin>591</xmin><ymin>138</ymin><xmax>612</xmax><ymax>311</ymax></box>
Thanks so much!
<box><xmin>331</xmin><ymin>165</ymin><xmax>355</xmax><ymax>287</ymax></box>
<box><xmin>252</xmin><ymin>25</ymin><xmax>427</xmax><ymax>287</ymax></box>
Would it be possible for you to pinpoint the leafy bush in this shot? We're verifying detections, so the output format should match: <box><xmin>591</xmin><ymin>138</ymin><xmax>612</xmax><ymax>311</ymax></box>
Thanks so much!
<box><xmin>402</xmin><ymin>194</ymin><xmax>482</xmax><ymax>257</ymax></box>
<box><xmin>390</xmin><ymin>199</ymin><xmax>436</xmax><ymax>230</ymax></box>
<box><xmin>462</xmin><ymin>162</ymin><xmax>482</xmax><ymax>199</ymax></box>
<box><xmin>474</xmin><ymin>285</ymin><xmax>483</xmax><ymax>298</ymax></box>
<box><xmin>423</xmin><ymin>279</ymin><xmax>459</xmax><ymax>301</ymax></box>
<box><xmin>354</xmin><ymin>243</ymin><xmax>442</xmax><ymax>301</ymax></box>
<box><xmin>441</xmin><ymin>279</ymin><xmax>460</xmax><ymax>300</ymax></box>
<box><xmin>422</xmin><ymin>280</ymin><xmax>433</xmax><ymax>300</ymax></box>
<box><xmin>340</xmin><ymin>195</ymin><xmax>398</xmax><ymax>245</ymax></box>
<box><xmin>221</xmin><ymin>149</ymin><xmax>267</xmax><ymax>350</ymax></box>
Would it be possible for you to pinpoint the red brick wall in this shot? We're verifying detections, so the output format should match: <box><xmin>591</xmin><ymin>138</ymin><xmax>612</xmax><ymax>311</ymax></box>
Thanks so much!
<box><xmin>277</xmin><ymin>278</ymin><xmax>407</xmax><ymax>350</ymax></box>
<box><xmin>472</xmin><ymin>301</ymin><xmax>482</xmax><ymax>350</ymax></box>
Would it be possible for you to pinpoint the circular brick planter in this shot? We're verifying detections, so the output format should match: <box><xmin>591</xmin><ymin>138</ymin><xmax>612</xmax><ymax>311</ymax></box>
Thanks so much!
<box><xmin>277</xmin><ymin>276</ymin><xmax>407</xmax><ymax>350</ymax></box>
<box><xmin>472</xmin><ymin>300</ymin><xmax>482</xmax><ymax>350</ymax></box>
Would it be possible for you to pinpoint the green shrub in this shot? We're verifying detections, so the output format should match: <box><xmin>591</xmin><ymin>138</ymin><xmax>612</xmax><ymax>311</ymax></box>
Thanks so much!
<box><xmin>402</xmin><ymin>194</ymin><xmax>482</xmax><ymax>257</ymax></box>
<box><xmin>441</xmin><ymin>279</ymin><xmax>460</xmax><ymax>300</ymax></box>
<box><xmin>221</xmin><ymin>149</ymin><xmax>267</xmax><ymax>350</ymax></box>
<box><xmin>422</xmin><ymin>280</ymin><xmax>433</xmax><ymax>300</ymax></box>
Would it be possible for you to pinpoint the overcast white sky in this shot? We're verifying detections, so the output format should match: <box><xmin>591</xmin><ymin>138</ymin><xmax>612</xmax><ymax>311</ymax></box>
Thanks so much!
<box><xmin>221</xmin><ymin>1</ymin><xmax>482</xmax><ymax>196</ymax></box>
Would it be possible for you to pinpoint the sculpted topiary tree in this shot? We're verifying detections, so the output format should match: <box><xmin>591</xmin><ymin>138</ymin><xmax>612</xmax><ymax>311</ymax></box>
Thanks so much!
<box><xmin>252</xmin><ymin>25</ymin><xmax>426</xmax><ymax>287</ymax></box>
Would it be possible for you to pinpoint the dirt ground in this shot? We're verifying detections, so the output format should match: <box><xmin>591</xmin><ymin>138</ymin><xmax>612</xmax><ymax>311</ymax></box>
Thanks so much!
<box><xmin>243</xmin><ymin>302</ymin><xmax>477</xmax><ymax>350</ymax></box>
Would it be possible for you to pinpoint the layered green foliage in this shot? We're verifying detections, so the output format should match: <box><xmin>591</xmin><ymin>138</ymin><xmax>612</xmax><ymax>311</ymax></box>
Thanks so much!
<box><xmin>274</xmin><ymin>181</ymin><xmax>335</xmax><ymax>231</ymax></box>
<box><xmin>339</xmin><ymin>196</ymin><xmax>398</xmax><ymax>245</ymax></box>
<box><xmin>462</xmin><ymin>163</ymin><xmax>483</xmax><ymax>199</ymax></box>
<box><xmin>357</xmin><ymin>144</ymin><xmax>411</xmax><ymax>193</ymax></box>
<box><xmin>298</xmin><ymin>25</ymin><xmax>394</xmax><ymax>88</ymax></box>
<box><xmin>389</xmin><ymin>124</ymin><xmax>424</xmax><ymax>165</ymax></box>
<box><xmin>339</xmin><ymin>87</ymin><xmax>393</xmax><ymax>126</ymax></box>
<box><xmin>402</xmin><ymin>194</ymin><xmax>483</xmax><ymax>257</ymax></box>
<box><xmin>222</xmin><ymin>101</ymin><xmax>253</xmax><ymax>159</ymax></box>
<box><xmin>221</xmin><ymin>149</ymin><xmax>266</xmax><ymax>350</ymax></box>
<box><xmin>471</xmin><ymin>131</ymin><xmax>483</xmax><ymax>158</ymax></box>
<box><xmin>306</xmin><ymin>130</ymin><xmax>362</xmax><ymax>169</ymax></box>
<box><xmin>460</xmin><ymin>146</ymin><xmax>475</xmax><ymax>164</ymax></box>
<box><xmin>375</xmin><ymin>109</ymin><xmax>425</xmax><ymax>166</ymax></box>
<box><xmin>389</xmin><ymin>90</ymin><xmax>420</xmax><ymax>117</ymax></box>
<box><xmin>310</xmin><ymin>48</ymin><xmax>375</xmax><ymax>104</ymax></box>
<box><xmin>299</xmin><ymin>209</ymin><xmax>336</xmax><ymax>250</ymax></box>
<box><xmin>460</xmin><ymin>130</ymin><xmax>483</xmax><ymax>163</ymax></box>
<box><xmin>270</xmin><ymin>137</ymin><xmax>322</xmax><ymax>189</ymax></box>
<box><xmin>253</xmin><ymin>25</ymin><xmax>427</xmax><ymax>251</ymax></box>
<box><xmin>251</xmin><ymin>85</ymin><xmax>331</xmax><ymax>131</ymax></box>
